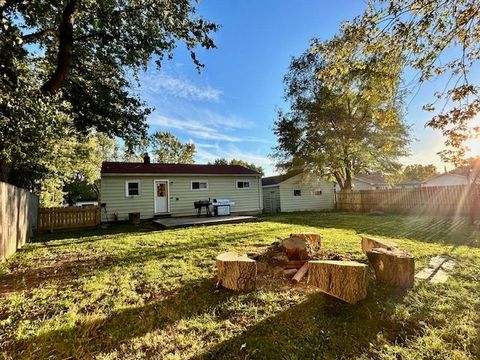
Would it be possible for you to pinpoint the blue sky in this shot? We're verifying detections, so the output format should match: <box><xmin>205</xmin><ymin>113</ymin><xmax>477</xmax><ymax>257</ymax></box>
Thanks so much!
<box><xmin>138</xmin><ymin>0</ymin><xmax>474</xmax><ymax>176</ymax></box>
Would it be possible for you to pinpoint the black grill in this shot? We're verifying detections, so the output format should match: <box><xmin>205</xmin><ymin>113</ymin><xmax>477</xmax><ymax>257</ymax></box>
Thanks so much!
<box><xmin>194</xmin><ymin>199</ymin><xmax>212</xmax><ymax>217</ymax></box>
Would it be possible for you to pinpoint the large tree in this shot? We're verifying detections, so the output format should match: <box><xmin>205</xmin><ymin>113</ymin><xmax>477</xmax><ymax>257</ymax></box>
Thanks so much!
<box><xmin>0</xmin><ymin>0</ymin><xmax>218</xmax><ymax>188</ymax></box>
<box><xmin>150</xmin><ymin>131</ymin><xmax>196</xmax><ymax>164</ymax></box>
<box><xmin>402</xmin><ymin>164</ymin><xmax>438</xmax><ymax>182</ymax></box>
<box><xmin>274</xmin><ymin>39</ymin><xmax>410</xmax><ymax>190</ymax></box>
<box><xmin>317</xmin><ymin>0</ymin><xmax>480</xmax><ymax>164</ymax></box>
<box><xmin>210</xmin><ymin>158</ymin><xmax>264</xmax><ymax>174</ymax></box>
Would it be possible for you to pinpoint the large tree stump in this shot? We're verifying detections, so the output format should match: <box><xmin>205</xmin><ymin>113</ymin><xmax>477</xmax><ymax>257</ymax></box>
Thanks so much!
<box><xmin>290</xmin><ymin>232</ymin><xmax>321</xmax><ymax>251</ymax></box>
<box><xmin>308</xmin><ymin>260</ymin><xmax>368</xmax><ymax>304</ymax></box>
<box><xmin>361</xmin><ymin>235</ymin><xmax>398</xmax><ymax>254</ymax></box>
<box><xmin>366</xmin><ymin>248</ymin><xmax>414</xmax><ymax>288</ymax></box>
<box><xmin>215</xmin><ymin>252</ymin><xmax>257</xmax><ymax>291</ymax></box>
<box><xmin>282</xmin><ymin>232</ymin><xmax>320</xmax><ymax>260</ymax></box>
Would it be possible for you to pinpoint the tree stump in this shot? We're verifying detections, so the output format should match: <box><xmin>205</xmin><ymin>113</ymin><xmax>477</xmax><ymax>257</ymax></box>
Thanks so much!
<box><xmin>308</xmin><ymin>260</ymin><xmax>368</xmax><ymax>304</ymax></box>
<box><xmin>290</xmin><ymin>232</ymin><xmax>321</xmax><ymax>251</ymax></box>
<box><xmin>215</xmin><ymin>252</ymin><xmax>257</xmax><ymax>291</ymax></box>
<box><xmin>361</xmin><ymin>235</ymin><xmax>398</xmax><ymax>254</ymax></box>
<box><xmin>281</xmin><ymin>232</ymin><xmax>320</xmax><ymax>260</ymax></box>
<box><xmin>366</xmin><ymin>248</ymin><xmax>414</xmax><ymax>288</ymax></box>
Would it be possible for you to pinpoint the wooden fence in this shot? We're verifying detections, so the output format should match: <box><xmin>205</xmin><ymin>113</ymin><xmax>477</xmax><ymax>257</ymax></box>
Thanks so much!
<box><xmin>37</xmin><ymin>206</ymin><xmax>101</xmax><ymax>232</ymax></box>
<box><xmin>0</xmin><ymin>181</ymin><xmax>39</xmax><ymax>261</ymax></box>
<box><xmin>336</xmin><ymin>184</ymin><xmax>480</xmax><ymax>218</ymax></box>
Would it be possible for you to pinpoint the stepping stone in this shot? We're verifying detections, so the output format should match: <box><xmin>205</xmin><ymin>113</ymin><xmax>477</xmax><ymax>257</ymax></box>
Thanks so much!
<box><xmin>415</xmin><ymin>255</ymin><xmax>456</xmax><ymax>283</ymax></box>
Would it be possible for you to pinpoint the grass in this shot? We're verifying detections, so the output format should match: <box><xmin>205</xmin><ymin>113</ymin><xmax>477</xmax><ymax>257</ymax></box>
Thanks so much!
<box><xmin>0</xmin><ymin>211</ymin><xmax>479</xmax><ymax>359</ymax></box>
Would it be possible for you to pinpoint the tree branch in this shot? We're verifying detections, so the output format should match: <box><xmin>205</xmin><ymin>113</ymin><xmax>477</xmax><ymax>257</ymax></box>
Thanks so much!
<box><xmin>41</xmin><ymin>0</ymin><xmax>78</xmax><ymax>95</ymax></box>
<box><xmin>22</xmin><ymin>28</ymin><xmax>57</xmax><ymax>43</ymax></box>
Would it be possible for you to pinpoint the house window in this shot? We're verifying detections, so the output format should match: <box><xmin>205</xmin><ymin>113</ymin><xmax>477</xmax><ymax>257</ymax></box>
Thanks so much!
<box><xmin>236</xmin><ymin>180</ymin><xmax>251</xmax><ymax>189</ymax></box>
<box><xmin>191</xmin><ymin>180</ymin><xmax>208</xmax><ymax>190</ymax></box>
<box><xmin>294</xmin><ymin>189</ymin><xmax>302</xmax><ymax>196</ymax></box>
<box><xmin>125</xmin><ymin>180</ymin><xmax>140</xmax><ymax>196</ymax></box>
<box><xmin>314</xmin><ymin>189</ymin><xmax>322</xmax><ymax>196</ymax></box>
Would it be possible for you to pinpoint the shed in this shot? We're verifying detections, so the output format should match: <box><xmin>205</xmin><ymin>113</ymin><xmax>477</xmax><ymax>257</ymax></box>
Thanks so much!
<box><xmin>261</xmin><ymin>173</ymin><xmax>334</xmax><ymax>213</ymax></box>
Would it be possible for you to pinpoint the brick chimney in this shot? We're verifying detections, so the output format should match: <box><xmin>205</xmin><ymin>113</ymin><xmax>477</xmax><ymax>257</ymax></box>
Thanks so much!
<box><xmin>143</xmin><ymin>153</ymin><xmax>151</xmax><ymax>164</ymax></box>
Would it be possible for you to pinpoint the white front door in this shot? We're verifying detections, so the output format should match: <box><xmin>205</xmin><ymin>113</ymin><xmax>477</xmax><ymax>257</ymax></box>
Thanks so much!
<box><xmin>154</xmin><ymin>180</ymin><xmax>169</xmax><ymax>213</ymax></box>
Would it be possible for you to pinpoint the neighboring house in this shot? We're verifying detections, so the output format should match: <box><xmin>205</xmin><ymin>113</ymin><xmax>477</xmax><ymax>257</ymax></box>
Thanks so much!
<box><xmin>352</xmin><ymin>174</ymin><xmax>390</xmax><ymax>190</ymax></box>
<box><xmin>423</xmin><ymin>173</ymin><xmax>469</xmax><ymax>187</ymax></box>
<box><xmin>261</xmin><ymin>173</ymin><xmax>334</xmax><ymax>213</ymax></box>
<box><xmin>393</xmin><ymin>179</ymin><xmax>423</xmax><ymax>189</ymax></box>
<box><xmin>100</xmin><ymin>161</ymin><xmax>263</xmax><ymax>221</ymax></box>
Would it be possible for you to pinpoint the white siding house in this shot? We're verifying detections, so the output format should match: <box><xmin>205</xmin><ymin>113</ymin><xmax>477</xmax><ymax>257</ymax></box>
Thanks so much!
<box><xmin>262</xmin><ymin>173</ymin><xmax>334</xmax><ymax>213</ymax></box>
<box><xmin>423</xmin><ymin>173</ymin><xmax>469</xmax><ymax>187</ymax></box>
<box><xmin>100</xmin><ymin>162</ymin><xmax>263</xmax><ymax>221</ymax></box>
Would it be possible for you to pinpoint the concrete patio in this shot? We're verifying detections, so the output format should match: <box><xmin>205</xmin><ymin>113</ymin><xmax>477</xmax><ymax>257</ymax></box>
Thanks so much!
<box><xmin>152</xmin><ymin>215</ymin><xmax>257</xmax><ymax>229</ymax></box>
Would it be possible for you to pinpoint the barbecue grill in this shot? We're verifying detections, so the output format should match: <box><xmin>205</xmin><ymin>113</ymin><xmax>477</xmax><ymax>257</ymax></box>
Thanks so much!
<box><xmin>194</xmin><ymin>199</ymin><xmax>212</xmax><ymax>217</ymax></box>
<box><xmin>212</xmin><ymin>199</ymin><xmax>235</xmax><ymax>216</ymax></box>
<box><xmin>193</xmin><ymin>198</ymin><xmax>236</xmax><ymax>217</ymax></box>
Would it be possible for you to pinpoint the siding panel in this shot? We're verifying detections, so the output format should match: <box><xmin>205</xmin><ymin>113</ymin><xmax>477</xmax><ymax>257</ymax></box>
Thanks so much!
<box><xmin>278</xmin><ymin>174</ymin><xmax>334</xmax><ymax>212</ymax></box>
<box><xmin>101</xmin><ymin>175</ymin><xmax>262</xmax><ymax>220</ymax></box>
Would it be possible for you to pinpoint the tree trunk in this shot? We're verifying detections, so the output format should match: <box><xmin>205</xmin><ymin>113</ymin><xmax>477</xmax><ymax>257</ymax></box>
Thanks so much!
<box><xmin>308</xmin><ymin>260</ymin><xmax>368</xmax><ymax>304</ymax></box>
<box><xmin>0</xmin><ymin>160</ymin><xmax>10</xmax><ymax>184</ymax></box>
<box><xmin>215</xmin><ymin>252</ymin><xmax>256</xmax><ymax>291</ymax></box>
<box><xmin>289</xmin><ymin>232</ymin><xmax>321</xmax><ymax>251</ymax></box>
<box><xmin>361</xmin><ymin>235</ymin><xmax>398</xmax><ymax>254</ymax></box>
<box><xmin>41</xmin><ymin>0</ymin><xmax>77</xmax><ymax>95</ymax></box>
<box><xmin>366</xmin><ymin>248</ymin><xmax>415</xmax><ymax>288</ymax></box>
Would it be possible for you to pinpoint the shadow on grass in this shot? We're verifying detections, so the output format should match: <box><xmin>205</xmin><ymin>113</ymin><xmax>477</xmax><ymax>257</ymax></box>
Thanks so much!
<box><xmin>9</xmin><ymin>276</ymin><xmax>417</xmax><ymax>359</ymax></box>
<box><xmin>9</xmin><ymin>276</ymin><xmax>233</xmax><ymax>358</ymax></box>
<box><xmin>1</xmin><ymin>225</ymin><xmax>282</xmax><ymax>296</ymax></box>
<box><xmin>260</xmin><ymin>211</ymin><xmax>480</xmax><ymax>247</ymax></box>
<box><xmin>31</xmin><ymin>222</ymin><xmax>161</xmax><ymax>244</ymax></box>
<box><xmin>194</xmin><ymin>284</ymin><xmax>413</xmax><ymax>359</ymax></box>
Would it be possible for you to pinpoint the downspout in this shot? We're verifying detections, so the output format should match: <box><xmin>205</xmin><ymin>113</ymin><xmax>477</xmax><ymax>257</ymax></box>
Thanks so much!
<box><xmin>258</xmin><ymin>176</ymin><xmax>262</xmax><ymax>213</ymax></box>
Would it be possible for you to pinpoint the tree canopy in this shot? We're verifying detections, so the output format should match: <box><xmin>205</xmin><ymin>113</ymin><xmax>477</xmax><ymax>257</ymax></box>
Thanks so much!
<box><xmin>317</xmin><ymin>0</ymin><xmax>480</xmax><ymax>164</ymax></box>
<box><xmin>402</xmin><ymin>164</ymin><xmax>438</xmax><ymax>182</ymax></box>
<box><xmin>0</xmin><ymin>0</ymin><xmax>218</xmax><ymax>191</ymax></box>
<box><xmin>274</xmin><ymin>38</ymin><xmax>410</xmax><ymax>190</ymax></box>
<box><xmin>210</xmin><ymin>158</ymin><xmax>264</xmax><ymax>175</ymax></box>
<box><xmin>150</xmin><ymin>131</ymin><xmax>196</xmax><ymax>164</ymax></box>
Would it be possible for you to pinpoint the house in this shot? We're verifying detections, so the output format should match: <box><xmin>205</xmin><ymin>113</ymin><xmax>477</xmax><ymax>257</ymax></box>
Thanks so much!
<box><xmin>423</xmin><ymin>173</ymin><xmax>470</xmax><ymax>187</ymax></box>
<box><xmin>261</xmin><ymin>173</ymin><xmax>334</xmax><ymax>213</ymax></box>
<box><xmin>100</xmin><ymin>159</ymin><xmax>263</xmax><ymax>221</ymax></box>
<box><xmin>352</xmin><ymin>174</ymin><xmax>390</xmax><ymax>190</ymax></box>
<box><xmin>393</xmin><ymin>179</ymin><xmax>423</xmax><ymax>189</ymax></box>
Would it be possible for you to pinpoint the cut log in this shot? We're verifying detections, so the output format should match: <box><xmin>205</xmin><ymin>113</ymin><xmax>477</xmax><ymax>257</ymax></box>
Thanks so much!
<box><xmin>290</xmin><ymin>232</ymin><xmax>321</xmax><ymax>251</ymax></box>
<box><xmin>216</xmin><ymin>252</ymin><xmax>257</xmax><ymax>291</ymax></box>
<box><xmin>361</xmin><ymin>235</ymin><xmax>398</xmax><ymax>254</ymax></box>
<box><xmin>366</xmin><ymin>248</ymin><xmax>414</xmax><ymax>288</ymax></box>
<box><xmin>282</xmin><ymin>233</ymin><xmax>320</xmax><ymax>260</ymax></box>
<box><xmin>292</xmin><ymin>262</ymin><xmax>309</xmax><ymax>283</ymax></box>
<box><xmin>308</xmin><ymin>261</ymin><xmax>368</xmax><ymax>304</ymax></box>
<box><xmin>283</xmin><ymin>268</ymin><xmax>298</xmax><ymax>278</ymax></box>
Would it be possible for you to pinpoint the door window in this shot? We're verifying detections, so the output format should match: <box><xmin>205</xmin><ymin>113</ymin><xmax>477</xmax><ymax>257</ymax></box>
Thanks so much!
<box><xmin>157</xmin><ymin>183</ymin><xmax>166</xmax><ymax>197</ymax></box>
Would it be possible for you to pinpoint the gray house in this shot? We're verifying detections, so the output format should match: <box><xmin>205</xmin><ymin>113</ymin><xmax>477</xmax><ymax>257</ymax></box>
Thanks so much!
<box><xmin>100</xmin><ymin>161</ymin><xmax>263</xmax><ymax>221</ymax></box>
<box><xmin>261</xmin><ymin>173</ymin><xmax>335</xmax><ymax>213</ymax></box>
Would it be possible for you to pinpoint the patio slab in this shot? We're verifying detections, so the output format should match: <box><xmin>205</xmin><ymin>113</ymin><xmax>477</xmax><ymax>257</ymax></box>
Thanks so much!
<box><xmin>152</xmin><ymin>215</ymin><xmax>256</xmax><ymax>229</ymax></box>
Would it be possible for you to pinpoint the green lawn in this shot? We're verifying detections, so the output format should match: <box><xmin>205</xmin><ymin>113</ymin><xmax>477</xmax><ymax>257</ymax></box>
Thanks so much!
<box><xmin>1</xmin><ymin>212</ymin><xmax>479</xmax><ymax>359</ymax></box>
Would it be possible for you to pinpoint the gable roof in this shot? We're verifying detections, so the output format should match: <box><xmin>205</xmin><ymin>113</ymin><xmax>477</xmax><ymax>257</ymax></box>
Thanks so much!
<box><xmin>101</xmin><ymin>162</ymin><xmax>261</xmax><ymax>175</ymax></box>
<box><xmin>353</xmin><ymin>174</ymin><xmax>387</xmax><ymax>185</ymax></box>
<box><xmin>261</xmin><ymin>171</ymin><xmax>304</xmax><ymax>186</ymax></box>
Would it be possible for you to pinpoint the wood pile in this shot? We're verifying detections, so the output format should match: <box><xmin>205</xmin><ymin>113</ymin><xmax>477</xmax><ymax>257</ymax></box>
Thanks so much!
<box><xmin>215</xmin><ymin>232</ymin><xmax>417</xmax><ymax>304</ymax></box>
